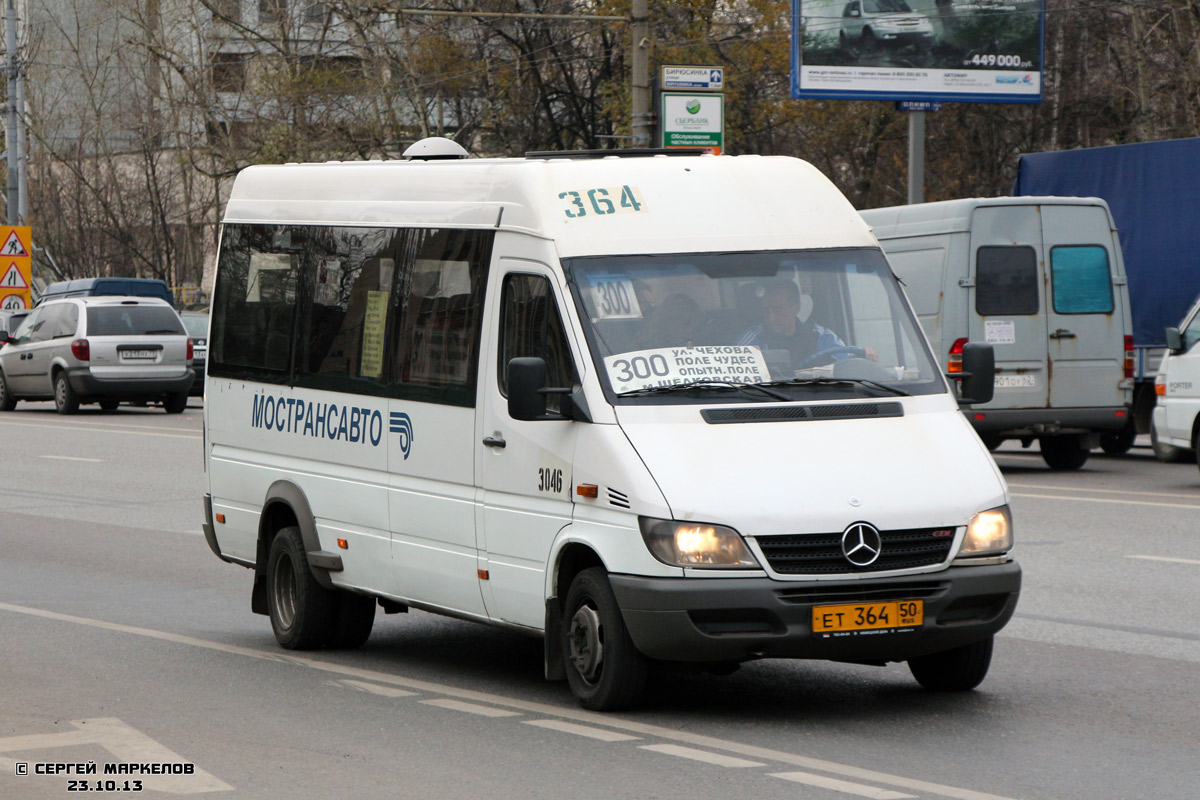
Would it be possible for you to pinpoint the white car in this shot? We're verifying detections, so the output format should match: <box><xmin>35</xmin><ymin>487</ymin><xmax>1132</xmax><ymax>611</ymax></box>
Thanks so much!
<box><xmin>840</xmin><ymin>0</ymin><xmax>935</xmax><ymax>52</ymax></box>
<box><xmin>1152</xmin><ymin>298</ymin><xmax>1200</xmax><ymax>463</ymax></box>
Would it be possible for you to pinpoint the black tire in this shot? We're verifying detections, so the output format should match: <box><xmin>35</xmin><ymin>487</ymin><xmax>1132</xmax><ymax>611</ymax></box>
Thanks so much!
<box><xmin>980</xmin><ymin>435</ymin><xmax>1003</xmax><ymax>452</ymax></box>
<box><xmin>1039</xmin><ymin>434</ymin><xmax>1089</xmax><ymax>470</ymax></box>
<box><xmin>54</xmin><ymin>371</ymin><xmax>79</xmax><ymax>415</ymax></box>
<box><xmin>1099</xmin><ymin>423</ymin><xmax>1136</xmax><ymax>455</ymax></box>
<box><xmin>1152</xmin><ymin>421</ymin><xmax>1191</xmax><ymax>463</ymax></box>
<box><xmin>99</xmin><ymin>399</ymin><xmax>119</xmax><ymax>411</ymax></box>
<box><xmin>562</xmin><ymin>567</ymin><xmax>648</xmax><ymax>711</ymax></box>
<box><xmin>909</xmin><ymin>636</ymin><xmax>993</xmax><ymax>691</ymax></box>
<box><xmin>0</xmin><ymin>369</ymin><xmax>16</xmax><ymax>411</ymax></box>
<box><xmin>266</xmin><ymin>526</ymin><xmax>335</xmax><ymax>649</ymax></box>
<box><xmin>163</xmin><ymin>392</ymin><xmax>188</xmax><ymax>414</ymax></box>
<box><xmin>327</xmin><ymin>593</ymin><xmax>376</xmax><ymax>649</ymax></box>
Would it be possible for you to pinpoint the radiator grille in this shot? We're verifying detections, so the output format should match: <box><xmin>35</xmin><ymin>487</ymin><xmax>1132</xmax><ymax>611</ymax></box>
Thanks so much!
<box><xmin>755</xmin><ymin>527</ymin><xmax>955</xmax><ymax>575</ymax></box>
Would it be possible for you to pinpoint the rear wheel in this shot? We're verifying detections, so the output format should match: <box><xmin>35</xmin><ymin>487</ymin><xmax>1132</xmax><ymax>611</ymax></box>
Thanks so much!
<box><xmin>327</xmin><ymin>593</ymin><xmax>376</xmax><ymax>649</ymax></box>
<box><xmin>1099</xmin><ymin>423</ymin><xmax>1136</xmax><ymax>455</ymax></box>
<box><xmin>267</xmin><ymin>526</ymin><xmax>335</xmax><ymax>649</ymax></box>
<box><xmin>562</xmin><ymin>567</ymin><xmax>648</xmax><ymax>711</ymax></box>
<box><xmin>54</xmin><ymin>372</ymin><xmax>79</xmax><ymax>415</ymax></box>
<box><xmin>0</xmin><ymin>370</ymin><xmax>16</xmax><ymax>411</ymax></box>
<box><xmin>909</xmin><ymin>636</ymin><xmax>993</xmax><ymax>691</ymax></box>
<box><xmin>1039</xmin><ymin>434</ymin><xmax>1089</xmax><ymax>470</ymax></box>
<box><xmin>98</xmin><ymin>399</ymin><xmax>119</xmax><ymax>411</ymax></box>
<box><xmin>163</xmin><ymin>392</ymin><xmax>187</xmax><ymax>414</ymax></box>
<box><xmin>1152</xmin><ymin>420</ymin><xmax>1191</xmax><ymax>463</ymax></box>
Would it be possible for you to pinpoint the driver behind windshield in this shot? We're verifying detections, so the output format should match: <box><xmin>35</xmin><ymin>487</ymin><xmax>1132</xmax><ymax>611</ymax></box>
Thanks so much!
<box><xmin>736</xmin><ymin>278</ymin><xmax>878</xmax><ymax>369</ymax></box>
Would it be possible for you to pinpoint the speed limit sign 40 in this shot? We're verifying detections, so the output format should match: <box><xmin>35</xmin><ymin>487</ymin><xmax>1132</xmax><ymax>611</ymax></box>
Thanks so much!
<box><xmin>1</xmin><ymin>292</ymin><xmax>27</xmax><ymax>310</ymax></box>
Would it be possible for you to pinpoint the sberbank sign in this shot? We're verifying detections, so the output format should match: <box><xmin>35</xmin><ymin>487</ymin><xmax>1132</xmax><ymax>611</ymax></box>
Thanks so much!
<box><xmin>661</xmin><ymin>92</ymin><xmax>724</xmax><ymax>152</ymax></box>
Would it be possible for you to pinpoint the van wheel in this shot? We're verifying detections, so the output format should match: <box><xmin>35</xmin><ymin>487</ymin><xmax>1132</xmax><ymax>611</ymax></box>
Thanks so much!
<box><xmin>0</xmin><ymin>370</ymin><xmax>16</xmax><ymax>411</ymax></box>
<box><xmin>1039</xmin><ymin>435</ymin><xmax>1089</xmax><ymax>470</ymax></box>
<box><xmin>1152</xmin><ymin>422</ymin><xmax>1191</xmax><ymax>463</ymax></box>
<box><xmin>909</xmin><ymin>636</ymin><xmax>993</xmax><ymax>691</ymax></box>
<box><xmin>267</xmin><ymin>526</ymin><xmax>335</xmax><ymax>649</ymax></box>
<box><xmin>99</xmin><ymin>400</ymin><xmax>119</xmax><ymax>411</ymax></box>
<box><xmin>1099</xmin><ymin>423</ymin><xmax>1136</xmax><ymax>455</ymax></box>
<box><xmin>562</xmin><ymin>567</ymin><xmax>648</xmax><ymax>711</ymax></box>
<box><xmin>327</xmin><ymin>593</ymin><xmax>376</xmax><ymax>649</ymax></box>
<box><xmin>163</xmin><ymin>392</ymin><xmax>188</xmax><ymax>414</ymax></box>
<box><xmin>54</xmin><ymin>372</ymin><xmax>80</xmax><ymax>415</ymax></box>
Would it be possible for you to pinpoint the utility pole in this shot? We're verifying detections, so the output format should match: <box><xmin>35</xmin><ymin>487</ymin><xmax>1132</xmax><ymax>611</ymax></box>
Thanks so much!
<box><xmin>631</xmin><ymin>0</ymin><xmax>651</xmax><ymax>148</ymax></box>
<box><xmin>5</xmin><ymin>0</ymin><xmax>18</xmax><ymax>224</ymax></box>
<box><xmin>907</xmin><ymin>111</ymin><xmax>925</xmax><ymax>204</ymax></box>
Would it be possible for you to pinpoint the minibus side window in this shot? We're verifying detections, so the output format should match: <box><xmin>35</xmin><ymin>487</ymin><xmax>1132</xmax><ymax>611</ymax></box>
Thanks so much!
<box><xmin>975</xmin><ymin>246</ymin><xmax>1038</xmax><ymax>315</ymax></box>
<box><xmin>387</xmin><ymin>228</ymin><xmax>492</xmax><ymax>407</ymax></box>
<box><xmin>1180</xmin><ymin>309</ymin><xmax>1200</xmax><ymax>352</ymax></box>
<box><xmin>499</xmin><ymin>274</ymin><xmax>577</xmax><ymax>413</ymax></box>
<box><xmin>1049</xmin><ymin>245</ymin><xmax>1114</xmax><ymax>314</ymax></box>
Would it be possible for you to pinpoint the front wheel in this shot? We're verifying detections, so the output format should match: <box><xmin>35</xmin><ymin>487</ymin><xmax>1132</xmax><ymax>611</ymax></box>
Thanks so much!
<box><xmin>54</xmin><ymin>372</ymin><xmax>79</xmax><ymax>415</ymax></box>
<box><xmin>1039</xmin><ymin>434</ymin><xmax>1089</xmax><ymax>470</ymax></box>
<box><xmin>909</xmin><ymin>636</ymin><xmax>993</xmax><ymax>691</ymax></box>
<box><xmin>561</xmin><ymin>568</ymin><xmax>648</xmax><ymax>711</ymax></box>
<box><xmin>267</xmin><ymin>526</ymin><xmax>335</xmax><ymax>649</ymax></box>
<box><xmin>0</xmin><ymin>370</ymin><xmax>16</xmax><ymax>411</ymax></box>
<box><xmin>163</xmin><ymin>392</ymin><xmax>188</xmax><ymax>414</ymax></box>
<box><xmin>1152</xmin><ymin>420</ymin><xmax>1191</xmax><ymax>463</ymax></box>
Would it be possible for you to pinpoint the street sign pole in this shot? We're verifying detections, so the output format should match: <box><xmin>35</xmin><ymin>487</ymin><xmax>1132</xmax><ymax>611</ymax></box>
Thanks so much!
<box><xmin>908</xmin><ymin>111</ymin><xmax>925</xmax><ymax>205</ymax></box>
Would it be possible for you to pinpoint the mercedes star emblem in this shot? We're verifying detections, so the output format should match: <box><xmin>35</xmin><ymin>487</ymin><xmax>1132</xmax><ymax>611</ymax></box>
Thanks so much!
<box><xmin>841</xmin><ymin>522</ymin><xmax>883</xmax><ymax>567</ymax></box>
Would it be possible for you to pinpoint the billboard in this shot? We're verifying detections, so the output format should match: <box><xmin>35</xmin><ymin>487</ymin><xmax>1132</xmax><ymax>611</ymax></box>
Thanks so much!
<box><xmin>791</xmin><ymin>0</ymin><xmax>1044</xmax><ymax>103</ymax></box>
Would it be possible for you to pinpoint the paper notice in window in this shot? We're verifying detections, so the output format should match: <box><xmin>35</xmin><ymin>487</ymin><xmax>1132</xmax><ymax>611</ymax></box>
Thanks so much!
<box><xmin>985</xmin><ymin>320</ymin><xmax>1015</xmax><ymax>345</ymax></box>
<box><xmin>360</xmin><ymin>290</ymin><xmax>389</xmax><ymax>379</ymax></box>
<box><xmin>605</xmin><ymin>345</ymin><xmax>769</xmax><ymax>394</ymax></box>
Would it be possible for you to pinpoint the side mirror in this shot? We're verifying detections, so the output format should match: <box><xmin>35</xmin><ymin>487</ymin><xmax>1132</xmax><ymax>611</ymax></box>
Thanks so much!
<box><xmin>508</xmin><ymin>357</ymin><xmax>548</xmax><ymax>421</ymax></box>
<box><xmin>958</xmin><ymin>342</ymin><xmax>995</xmax><ymax>405</ymax></box>
<box><xmin>1166</xmin><ymin>326</ymin><xmax>1183</xmax><ymax>353</ymax></box>
<box><xmin>0</xmin><ymin>330</ymin><xmax>8</xmax><ymax>344</ymax></box>
<box><xmin>848</xmin><ymin>8</ymin><xmax>860</xmax><ymax>16</ymax></box>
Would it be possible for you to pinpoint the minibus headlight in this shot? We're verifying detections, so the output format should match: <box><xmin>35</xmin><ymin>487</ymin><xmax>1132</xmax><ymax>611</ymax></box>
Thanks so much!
<box><xmin>961</xmin><ymin>505</ymin><xmax>1013</xmax><ymax>556</ymax></box>
<box><xmin>638</xmin><ymin>517</ymin><xmax>759</xmax><ymax>568</ymax></box>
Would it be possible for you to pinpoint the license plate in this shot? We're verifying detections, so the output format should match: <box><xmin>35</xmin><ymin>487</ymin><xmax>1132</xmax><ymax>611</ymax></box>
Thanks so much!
<box><xmin>994</xmin><ymin>374</ymin><xmax>1036</xmax><ymax>388</ymax></box>
<box><xmin>121</xmin><ymin>350</ymin><xmax>158</xmax><ymax>359</ymax></box>
<box><xmin>812</xmin><ymin>600</ymin><xmax>924</xmax><ymax>636</ymax></box>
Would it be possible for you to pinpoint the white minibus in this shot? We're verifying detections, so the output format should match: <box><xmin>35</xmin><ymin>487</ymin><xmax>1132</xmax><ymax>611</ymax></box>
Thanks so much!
<box><xmin>201</xmin><ymin>140</ymin><xmax>1020</xmax><ymax>710</ymax></box>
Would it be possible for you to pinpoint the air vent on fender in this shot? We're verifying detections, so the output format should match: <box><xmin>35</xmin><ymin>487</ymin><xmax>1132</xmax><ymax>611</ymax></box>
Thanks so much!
<box><xmin>608</xmin><ymin>488</ymin><xmax>631</xmax><ymax>509</ymax></box>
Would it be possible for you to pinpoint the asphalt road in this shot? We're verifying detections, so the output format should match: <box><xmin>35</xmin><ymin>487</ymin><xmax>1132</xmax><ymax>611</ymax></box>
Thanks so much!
<box><xmin>2</xmin><ymin>401</ymin><xmax>1199</xmax><ymax>800</ymax></box>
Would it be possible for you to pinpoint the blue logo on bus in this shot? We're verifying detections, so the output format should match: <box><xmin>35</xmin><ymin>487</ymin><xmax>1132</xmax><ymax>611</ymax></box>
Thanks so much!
<box><xmin>390</xmin><ymin>412</ymin><xmax>414</xmax><ymax>459</ymax></box>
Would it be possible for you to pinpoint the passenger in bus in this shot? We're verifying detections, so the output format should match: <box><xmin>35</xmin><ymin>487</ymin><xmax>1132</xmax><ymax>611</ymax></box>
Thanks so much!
<box><xmin>737</xmin><ymin>278</ymin><xmax>877</xmax><ymax>368</ymax></box>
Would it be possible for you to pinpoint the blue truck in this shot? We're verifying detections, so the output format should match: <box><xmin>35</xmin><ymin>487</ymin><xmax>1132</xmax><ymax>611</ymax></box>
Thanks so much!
<box><xmin>1014</xmin><ymin>137</ymin><xmax>1200</xmax><ymax>458</ymax></box>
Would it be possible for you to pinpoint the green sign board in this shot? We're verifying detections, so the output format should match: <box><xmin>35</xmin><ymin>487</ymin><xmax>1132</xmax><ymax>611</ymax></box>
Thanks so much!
<box><xmin>661</xmin><ymin>93</ymin><xmax>724</xmax><ymax>152</ymax></box>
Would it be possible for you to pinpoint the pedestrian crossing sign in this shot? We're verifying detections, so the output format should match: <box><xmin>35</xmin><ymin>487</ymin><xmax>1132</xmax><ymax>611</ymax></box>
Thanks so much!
<box><xmin>0</xmin><ymin>226</ymin><xmax>32</xmax><ymax>310</ymax></box>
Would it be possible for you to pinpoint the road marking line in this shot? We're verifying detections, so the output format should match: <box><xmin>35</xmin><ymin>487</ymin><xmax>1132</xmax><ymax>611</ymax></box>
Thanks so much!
<box><xmin>773</xmin><ymin>771</ymin><xmax>917</xmax><ymax>798</ymax></box>
<box><xmin>523</xmin><ymin>719</ymin><xmax>640</xmax><ymax>741</ymax></box>
<box><xmin>0</xmin><ymin>717</ymin><xmax>231</xmax><ymax>793</ymax></box>
<box><xmin>421</xmin><ymin>698</ymin><xmax>521</xmax><ymax>717</ymax></box>
<box><xmin>0</xmin><ymin>418</ymin><xmax>200</xmax><ymax>441</ymax></box>
<box><xmin>1008</xmin><ymin>482</ymin><xmax>1199</xmax><ymax>500</ymax></box>
<box><xmin>340</xmin><ymin>679</ymin><xmax>419</xmax><ymax>698</ymax></box>
<box><xmin>1127</xmin><ymin>554</ymin><xmax>1200</xmax><ymax>566</ymax></box>
<box><xmin>0</xmin><ymin>601</ymin><xmax>1020</xmax><ymax>800</ymax></box>
<box><xmin>1010</xmin><ymin>492</ymin><xmax>1200</xmax><ymax>510</ymax></box>
<box><xmin>39</xmin><ymin>454</ymin><xmax>105</xmax><ymax>462</ymax></box>
<box><xmin>640</xmin><ymin>744</ymin><xmax>764</xmax><ymax>768</ymax></box>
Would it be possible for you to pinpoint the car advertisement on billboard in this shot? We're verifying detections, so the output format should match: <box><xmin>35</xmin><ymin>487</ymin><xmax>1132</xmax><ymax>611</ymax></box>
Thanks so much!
<box><xmin>791</xmin><ymin>0</ymin><xmax>1044</xmax><ymax>103</ymax></box>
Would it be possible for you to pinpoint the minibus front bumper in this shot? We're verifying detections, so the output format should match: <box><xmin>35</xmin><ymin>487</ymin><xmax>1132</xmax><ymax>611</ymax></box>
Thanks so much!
<box><xmin>608</xmin><ymin>561</ymin><xmax>1020</xmax><ymax>663</ymax></box>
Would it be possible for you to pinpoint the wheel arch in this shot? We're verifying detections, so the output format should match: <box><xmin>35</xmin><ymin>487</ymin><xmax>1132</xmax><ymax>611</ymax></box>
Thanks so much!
<box><xmin>250</xmin><ymin>481</ymin><xmax>333</xmax><ymax>615</ymax></box>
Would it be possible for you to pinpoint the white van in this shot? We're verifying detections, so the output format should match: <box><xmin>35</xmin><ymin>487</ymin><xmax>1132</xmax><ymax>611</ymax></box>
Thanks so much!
<box><xmin>860</xmin><ymin>197</ymin><xmax>1134</xmax><ymax>470</ymax></box>
<box><xmin>201</xmin><ymin>141</ymin><xmax>1020</xmax><ymax>710</ymax></box>
<box><xmin>1151</xmin><ymin>298</ymin><xmax>1200</xmax><ymax>463</ymax></box>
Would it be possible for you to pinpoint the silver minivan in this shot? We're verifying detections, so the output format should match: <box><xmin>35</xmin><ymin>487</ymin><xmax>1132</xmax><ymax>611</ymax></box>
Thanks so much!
<box><xmin>0</xmin><ymin>296</ymin><xmax>194</xmax><ymax>413</ymax></box>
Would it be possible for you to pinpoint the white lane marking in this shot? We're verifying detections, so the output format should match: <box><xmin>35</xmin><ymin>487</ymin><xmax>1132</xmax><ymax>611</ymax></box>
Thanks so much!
<box><xmin>340</xmin><ymin>679</ymin><xmax>419</xmax><ymax>698</ymax></box>
<box><xmin>640</xmin><ymin>743</ymin><xmax>764</xmax><ymax>768</ymax></box>
<box><xmin>1127</xmin><ymin>554</ymin><xmax>1200</xmax><ymax>566</ymax></box>
<box><xmin>0</xmin><ymin>717</ymin><xmax>231</xmax><ymax>793</ymax></box>
<box><xmin>0</xmin><ymin>418</ymin><xmax>201</xmax><ymax>441</ymax></box>
<box><xmin>772</xmin><ymin>771</ymin><xmax>917</xmax><ymax>799</ymax></box>
<box><xmin>522</xmin><ymin>719</ymin><xmax>640</xmax><ymax>742</ymax></box>
<box><xmin>421</xmin><ymin>698</ymin><xmax>521</xmax><ymax>717</ymax></box>
<box><xmin>1008</xmin><ymin>482</ymin><xmax>1199</xmax><ymax>501</ymax></box>
<box><xmin>39</xmin><ymin>454</ymin><xmax>105</xmax><ymax>462</ymax></box>
<box><xmin>0</xmin><ymin>602</ymin><xmax>1020</xmax><ymax>800</ymax></box>
<box><xmin>1010</xmin><ymin>492</ymin><xmax>1200</xmax><ymax>510</ymax></box>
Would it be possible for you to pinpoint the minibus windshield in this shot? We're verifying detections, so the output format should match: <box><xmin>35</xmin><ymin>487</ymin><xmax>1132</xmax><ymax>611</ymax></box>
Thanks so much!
<box><xmin>564</xmin><ymin>248</ymin><xmax>945</xmax><ymax>402</ymax></box>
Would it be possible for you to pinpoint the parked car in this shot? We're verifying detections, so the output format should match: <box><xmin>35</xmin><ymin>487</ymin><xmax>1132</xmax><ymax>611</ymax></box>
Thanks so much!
<box><xmin>1151</xmin><ymin>296</ymin><xmax>1200</xmax><ymax>464</ymax></box>
<box><xmin>840</xmin><ymin>0</ymin><xmax>935</xmax><ymax>52</ymax></box>
<box><xmin>0</xmin><ymin>296</ymin><xmax>194</xmax><ymax>414</ymax></box>
<box><xmin>180</xmin><ymin>310</ymin><xmax>209</xmax><ymax>397</ymax></box>
<box><xmin>35</xmin><ymin>277</ymin><xmax>175</xmax><ymax>308</ymax></box>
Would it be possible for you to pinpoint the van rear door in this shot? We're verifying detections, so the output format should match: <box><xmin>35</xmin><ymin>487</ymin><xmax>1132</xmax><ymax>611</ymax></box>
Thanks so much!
<box><xmin>968</xmin><ymin>204</ymin><xmax>1049</xmax><ymax>409</ymax></box>
<box><xmin>1040</xmin><ymin>204</ymin><xmax>1128</xmax><ymax>409</ymax></box>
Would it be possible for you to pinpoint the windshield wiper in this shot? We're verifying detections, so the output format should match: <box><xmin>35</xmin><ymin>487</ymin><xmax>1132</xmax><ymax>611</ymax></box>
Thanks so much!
<box><xmin>764</xmin><ymin>377</ymin><xmax>911</xmax><ymax>397</ymax></box>
<box><xmin>619</xmin><ymin>379</ymin><xmax>790</xmax><ymax>401</ymax></box>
